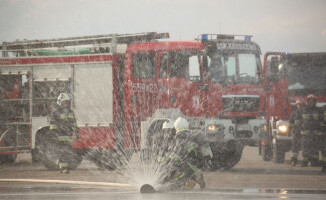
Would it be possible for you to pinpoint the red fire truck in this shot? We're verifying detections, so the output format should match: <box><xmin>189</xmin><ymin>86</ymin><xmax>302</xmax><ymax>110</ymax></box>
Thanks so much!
<box><xmin>260</xmin><ymin>52</ymin><xmax>326</xmax><ymax>163</ymax></box>
<box><xmin>0</xmin><ymin>32</ymin><xmax>267</xmax><ymax>170</ymax></box>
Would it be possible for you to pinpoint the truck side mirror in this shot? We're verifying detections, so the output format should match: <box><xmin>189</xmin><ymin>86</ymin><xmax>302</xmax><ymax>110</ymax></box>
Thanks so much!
<box><xmin>267</xmin><ymin>57</ymin><xmax>280</xmax><ymax>83</ymax></box>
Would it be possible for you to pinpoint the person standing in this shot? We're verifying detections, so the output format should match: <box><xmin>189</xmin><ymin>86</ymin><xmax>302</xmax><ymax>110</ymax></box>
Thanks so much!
<box><xmin>49</xmin><ymin>93</ymin><xmax>79</xmax><ymax>174</ymax></box>
<box><xmin>319</xmin><ymin>106</ymin><xmax>326</xmax><ymax>173</ymax></box>
<box><xmin>289</xmin><ymin>100</ymin><xmax>304</xmax><ymax>166</ymax></box>
<box><xmin>300</xmin><ymin>94</ymin><xmax>323</xmax><ymax>167</ymax></box>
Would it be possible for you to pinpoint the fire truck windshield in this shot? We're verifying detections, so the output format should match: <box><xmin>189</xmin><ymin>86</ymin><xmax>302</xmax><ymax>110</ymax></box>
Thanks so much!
<box><xmin>286</xmin><ymin>63</ymin><xmax>326</xmax><ymax>95</ymax></box>
<box><xmin>205</xmin><ymin>53</ymin><xmax>261</xmax><ymax>85</ymax></box>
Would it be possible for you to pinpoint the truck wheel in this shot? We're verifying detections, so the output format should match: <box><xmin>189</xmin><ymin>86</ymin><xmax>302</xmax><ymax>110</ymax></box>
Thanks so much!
<box><xmin>261</xmin><ymin>145</ymin><xmax>273</xmax><ymax>161</ymax></box>
<box><xmin>210</xmin><ymin>141</ymin><xmax>244</xmax><ymax>171</ymax></box>
<box><xmin>273</xmin><ymin>141</ymin><xmax>285</xmax><ymax>163</ymax></box>
<box><xmin>39</xmin><ymin>138</ymin><xmax>59</xmax><ymax>170</ymax></box>
<box><xmin>67</xmin><ymin>149</ymin><xmax>83</xmax><ymax>170</ymax></box>
<box><xmin>87</xmin><ymin>148</ymin><xmax>126</xmax><ymax>171</ymax></box>
<box><xmin>38</xmin><ymin>136</ymin><xmax>83</xmax><ymax>171</ymax></box>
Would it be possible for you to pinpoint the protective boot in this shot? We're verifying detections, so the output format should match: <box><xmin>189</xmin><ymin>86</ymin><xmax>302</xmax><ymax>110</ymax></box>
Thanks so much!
<box><xmin>195</xmin><ymin>175</ymin><xmax>205</xmax><ymax>189</ymax></box>
<box><xmin>59</xmin><ymin>163</ymin><xmax>70</xmax><ymax>174</ymax></box>
<box><xmin>291</xmin><ymin>157</ymin><xmax>297</xmax><ymax>166</ymax></box>
<box><xmin>321</xmin><ymin>162</ymin><xmax>326</xmax><ymax>173</ymax></box>
<box><xmin>185</xmin><ymin>180</ymin><xmax>196</xmax><ymax>190</ymax></box>
<box><xmin>300</xmin><ymin>159</ymin><xmax>308</xmax><ymax>167</ymax></box>
<box><xmin>309</xmin><ymin>156</ymin><xmax>320</xmax><ymax>167</ymax></box>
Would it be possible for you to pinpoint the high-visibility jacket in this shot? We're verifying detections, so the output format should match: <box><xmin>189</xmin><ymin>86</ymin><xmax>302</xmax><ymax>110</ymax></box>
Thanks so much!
<box><xmin>289</xmin><ymin>109</ymin><xmax>302</xmax><ymax>135</ymax></box>
<box><xmin>49</xmin><ymin>104</ymin><xmax>78</xmax><ymax>137</ymax></box>
<box><xmin>301</xmin><ymin>105</ymin><xmax>323</xmax><ymax>135</ymax></box>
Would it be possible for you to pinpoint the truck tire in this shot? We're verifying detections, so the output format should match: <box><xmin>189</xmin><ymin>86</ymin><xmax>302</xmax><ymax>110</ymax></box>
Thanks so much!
<box><xmin>261</xmin><ymin>145</ymin><xmax>273</xmax><ymax>161</ymax></box>
<box><xmin>210</xmin><ymin>141</ymin><xmax>244</xmax><ymax>171</ymax></box>
<box><xmin>273</xmin><ymin>141</ymin><xmax>285</xmax><ymax>163</ymax></box>
<box><xmin>37</xmin><ymin>135</ymin><xmax>83</xmax><ymax>171</ymax></box>
<box><xmin>87</xmin><ymin>148</ymin><xmax>126</xmax><ymax>171</ymax></box>
<box><xmin>38</xmin><ymin>138</ymin><xmax>59</xmax><ymax>170</ymax></box>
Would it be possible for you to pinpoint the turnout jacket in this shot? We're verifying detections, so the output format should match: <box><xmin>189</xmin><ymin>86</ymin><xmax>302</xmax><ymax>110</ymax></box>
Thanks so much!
<box><xmin>49</xmin><ymin>104</ymin><xmax>78</xmax><ymax>137</ymax></box>
<box><xmin>301</xmin><ymin>105</ymin><xmax>323</xmax><ymax>135</ymax></box>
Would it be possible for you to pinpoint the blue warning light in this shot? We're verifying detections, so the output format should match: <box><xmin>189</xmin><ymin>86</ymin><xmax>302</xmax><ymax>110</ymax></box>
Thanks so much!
<box><xmin>201</xmin><ymin>34</ymin><xmax>208</xmax><ymax>41</ymax></box>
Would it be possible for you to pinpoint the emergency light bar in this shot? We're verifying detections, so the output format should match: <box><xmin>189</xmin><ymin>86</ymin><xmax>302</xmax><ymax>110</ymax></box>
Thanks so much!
<box><xmin>199</xmin><ymin>34</ymin><xmax>253</xmax><ymax>41</ymax></box>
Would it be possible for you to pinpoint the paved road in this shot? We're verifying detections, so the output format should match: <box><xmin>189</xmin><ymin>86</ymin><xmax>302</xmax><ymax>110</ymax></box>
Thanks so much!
<box><xmin>0</xmin><ymin>146</ymin><xmax>326</xmax><ymax>199</ymax></box>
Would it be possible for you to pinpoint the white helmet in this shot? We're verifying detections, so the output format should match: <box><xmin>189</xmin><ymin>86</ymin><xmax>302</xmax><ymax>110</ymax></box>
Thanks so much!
<box><xmin>57</xmin><ymin>93</ymin><xmax>71</xmax><ymax>106</ymax></box>
<box><xmin>174</xmin><ymin>117</ymin><xmax>189</xmax><ymax>134</ymax></box>
<box><xmin>162</xmin><ymin>119</ymin><xmax>174</xmax><ymax>130</ymax></box>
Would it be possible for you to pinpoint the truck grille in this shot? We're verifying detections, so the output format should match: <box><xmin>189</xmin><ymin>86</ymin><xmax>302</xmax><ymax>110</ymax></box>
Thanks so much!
<box><xmin>222</xmin><ymin>95</ymin><xmax>259</xmax><ymax>112</ymax></box>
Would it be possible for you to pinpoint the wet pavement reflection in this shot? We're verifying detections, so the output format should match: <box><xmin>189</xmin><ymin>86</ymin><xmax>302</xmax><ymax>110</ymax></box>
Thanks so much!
<box><xmin>0</xmin><ymin>184</ymin><xmax>326</xmax><ymax>200</ymax></box>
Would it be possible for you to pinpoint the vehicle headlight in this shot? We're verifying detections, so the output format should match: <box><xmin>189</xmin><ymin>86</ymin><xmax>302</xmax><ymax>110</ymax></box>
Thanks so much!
<box><xmin>206</xmin><ymin>124</ymin><xmax>222</xmax><ymax>134</ymax></box>
<box><xmin>208</xmin><ymin>125</ymin><xmax>217</xmax><ymax>131</ymax></box>
<box><xmin>278</xmin><ymin>125</ymin><xmax>288</xmax><ymax>134</ymax></box>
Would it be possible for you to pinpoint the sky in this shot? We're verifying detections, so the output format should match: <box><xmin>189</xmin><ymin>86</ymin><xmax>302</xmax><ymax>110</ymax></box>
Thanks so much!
<box><xmin>0</xmin><ymin>0</ymin><xmax>326</xmax><ymax>55</ymax></box>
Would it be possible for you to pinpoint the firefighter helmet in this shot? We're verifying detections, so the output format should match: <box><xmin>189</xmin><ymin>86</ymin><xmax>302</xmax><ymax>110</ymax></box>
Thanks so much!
<box><xmin>174</xmin><ymin>117</ymin><xmax>189</xmax><ymax>134</ymax></box>
<box><xmin>57</xmin><ymin>93</ymin><xmax>71</xmax><ymax>106</ymax></box>
<box><xmin>296</xmin><ymin>100</ymin><xmax>303</xmax><ymax>105</ymax></box>
<box><xmin>307</xmin><ymin>94</ymin><xmax>317</xmax><ymax>101</ymax></box>
<box><xmin>162</xmin><ymin>119</ymin><xmax>174</xmax><ymax>130</ymax></box>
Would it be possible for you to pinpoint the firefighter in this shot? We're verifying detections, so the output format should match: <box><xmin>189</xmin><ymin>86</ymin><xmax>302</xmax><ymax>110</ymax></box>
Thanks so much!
<box><xmin>49</xmin><ymin>93</ymin><xmax>79</xmax><ymax>174</ymax></box>
<box><xmin>300</xmin><ymin>94</ymin><xmax>323</xmax><ymax>167</ymax></box>
<box><xmin>171</xmin><ymin>117</ymin><xmax>205</xmax><ymax>189</ymax></box>
<box><xmin>162</xmin><ymin>119</ymin><xmax>176</xmax><ymax>153</ymax></box>
<box><xmin>157</xmin><ymin>119</ymin><xmax>176</xmax><ymax>163</ymax></box>
<box><xmin>289</xmin><ymin>100</ymin><xmax>304</xmax><ymax>166</ymax></box>
<box><xmin>320</xmin><ymin>106</ymin><xmax>326</xmax><ymax>173</ymax></box>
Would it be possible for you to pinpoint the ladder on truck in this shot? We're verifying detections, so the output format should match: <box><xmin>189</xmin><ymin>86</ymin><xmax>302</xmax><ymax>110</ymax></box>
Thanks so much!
<box><xmin>0</xmin><ymin>32</ymin><xmax>170</xmax><ymax>57</ymax></box>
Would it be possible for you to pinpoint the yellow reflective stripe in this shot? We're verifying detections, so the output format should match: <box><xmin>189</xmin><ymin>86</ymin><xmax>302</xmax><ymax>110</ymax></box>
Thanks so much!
<box><xmin>188</xmin><ymin>146</ymin><xmax>198</xmax><ymax>157</ymax></box>
<box><xmin>157</xmin><ymin>157</ymin><xmax>164</xmax><ymax>163</ymax></box>
<box><xmin>59</xmin><ymin>163</ymin><xmax>68</xmax><ymax>168</ymax></box>
<box><xmin>301</xmin><ymin>131</ymin><xmax>311</xmax><ymax>135</ymax></box>
<box><xmin>301</xmin><ymin>131</ymin><xmax>319</xmax><ymax>135</ymax></box>
<box><xmin>176</xmin><ymin>127</ymin><xmax>189</xmax><ymax>133</ymax></box>
<box><xmin>50</xmin><ymin>125</ymin><xmax>58</xmax><ymax>130</ymax></box>
<box><xmin>57</xmin><ymin>138</ymin><xmax>73</xmax><ymax>142</ymax></box>
<box><xmin>60</xmin><ymin>115</ymin><xmax>75</xmax><ymax>119</ymax></box>
<box><xmin>291</xmin><ymin>153</ymin><xmax>298</xmax><ymax>158</ymax></box>
<box><xmin>294</xmin><ymin>120</ymin><xmax>301</xmax><ymax>125</ymax></box>
<box><xmin>175</xmin><ymin>172</ymin><xmax>185</xmax><ymax>181</ymax></box>
<box><xmin>322</xmin><ymin>158</ymin><xmax>326</xmax><ymax>162</ymax></box>
<box><xmin>302</xmin><ymin>114</ymin><xmax>309</xmax><ymax>119</ymax></box>
<box><xmin>186</xmin><ymin>162</ymin><xmax>199</xmax><ymax>175</ymax></box>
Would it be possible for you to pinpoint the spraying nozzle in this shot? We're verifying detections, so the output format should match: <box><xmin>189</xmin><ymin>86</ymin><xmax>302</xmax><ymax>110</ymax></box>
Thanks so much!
<box><xmin>140</xmin><ymin>184</ymin><xmax>156</xmax><ymax>193</ymax></box>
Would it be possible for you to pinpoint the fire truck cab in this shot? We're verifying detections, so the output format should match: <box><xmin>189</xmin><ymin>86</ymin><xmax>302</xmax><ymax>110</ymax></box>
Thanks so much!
<box><xmin>141</xmin><ymin>34</ymin><xmax>267</xmax><ymax>170</ymax></box>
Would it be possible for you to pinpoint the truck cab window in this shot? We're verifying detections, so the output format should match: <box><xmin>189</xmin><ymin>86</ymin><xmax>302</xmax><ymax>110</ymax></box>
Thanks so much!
<box><xmin>132</xmin><ymin>53</ymin><xmax>155</xmax><ymax>78</ymax></box>
<box><xmin>160</xmin><ymin>54</ymin><xmax>168</xmax><ymax>78</ymax></box>
<box><xmin>206</xmin><ymin>53</ymin><xmax>261</xmax><ymax>84</ymax></box>
<box><xmin>168</xmin><ymin>51</ymin><xmax>200</xmax><ymax>81</ymax></box>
